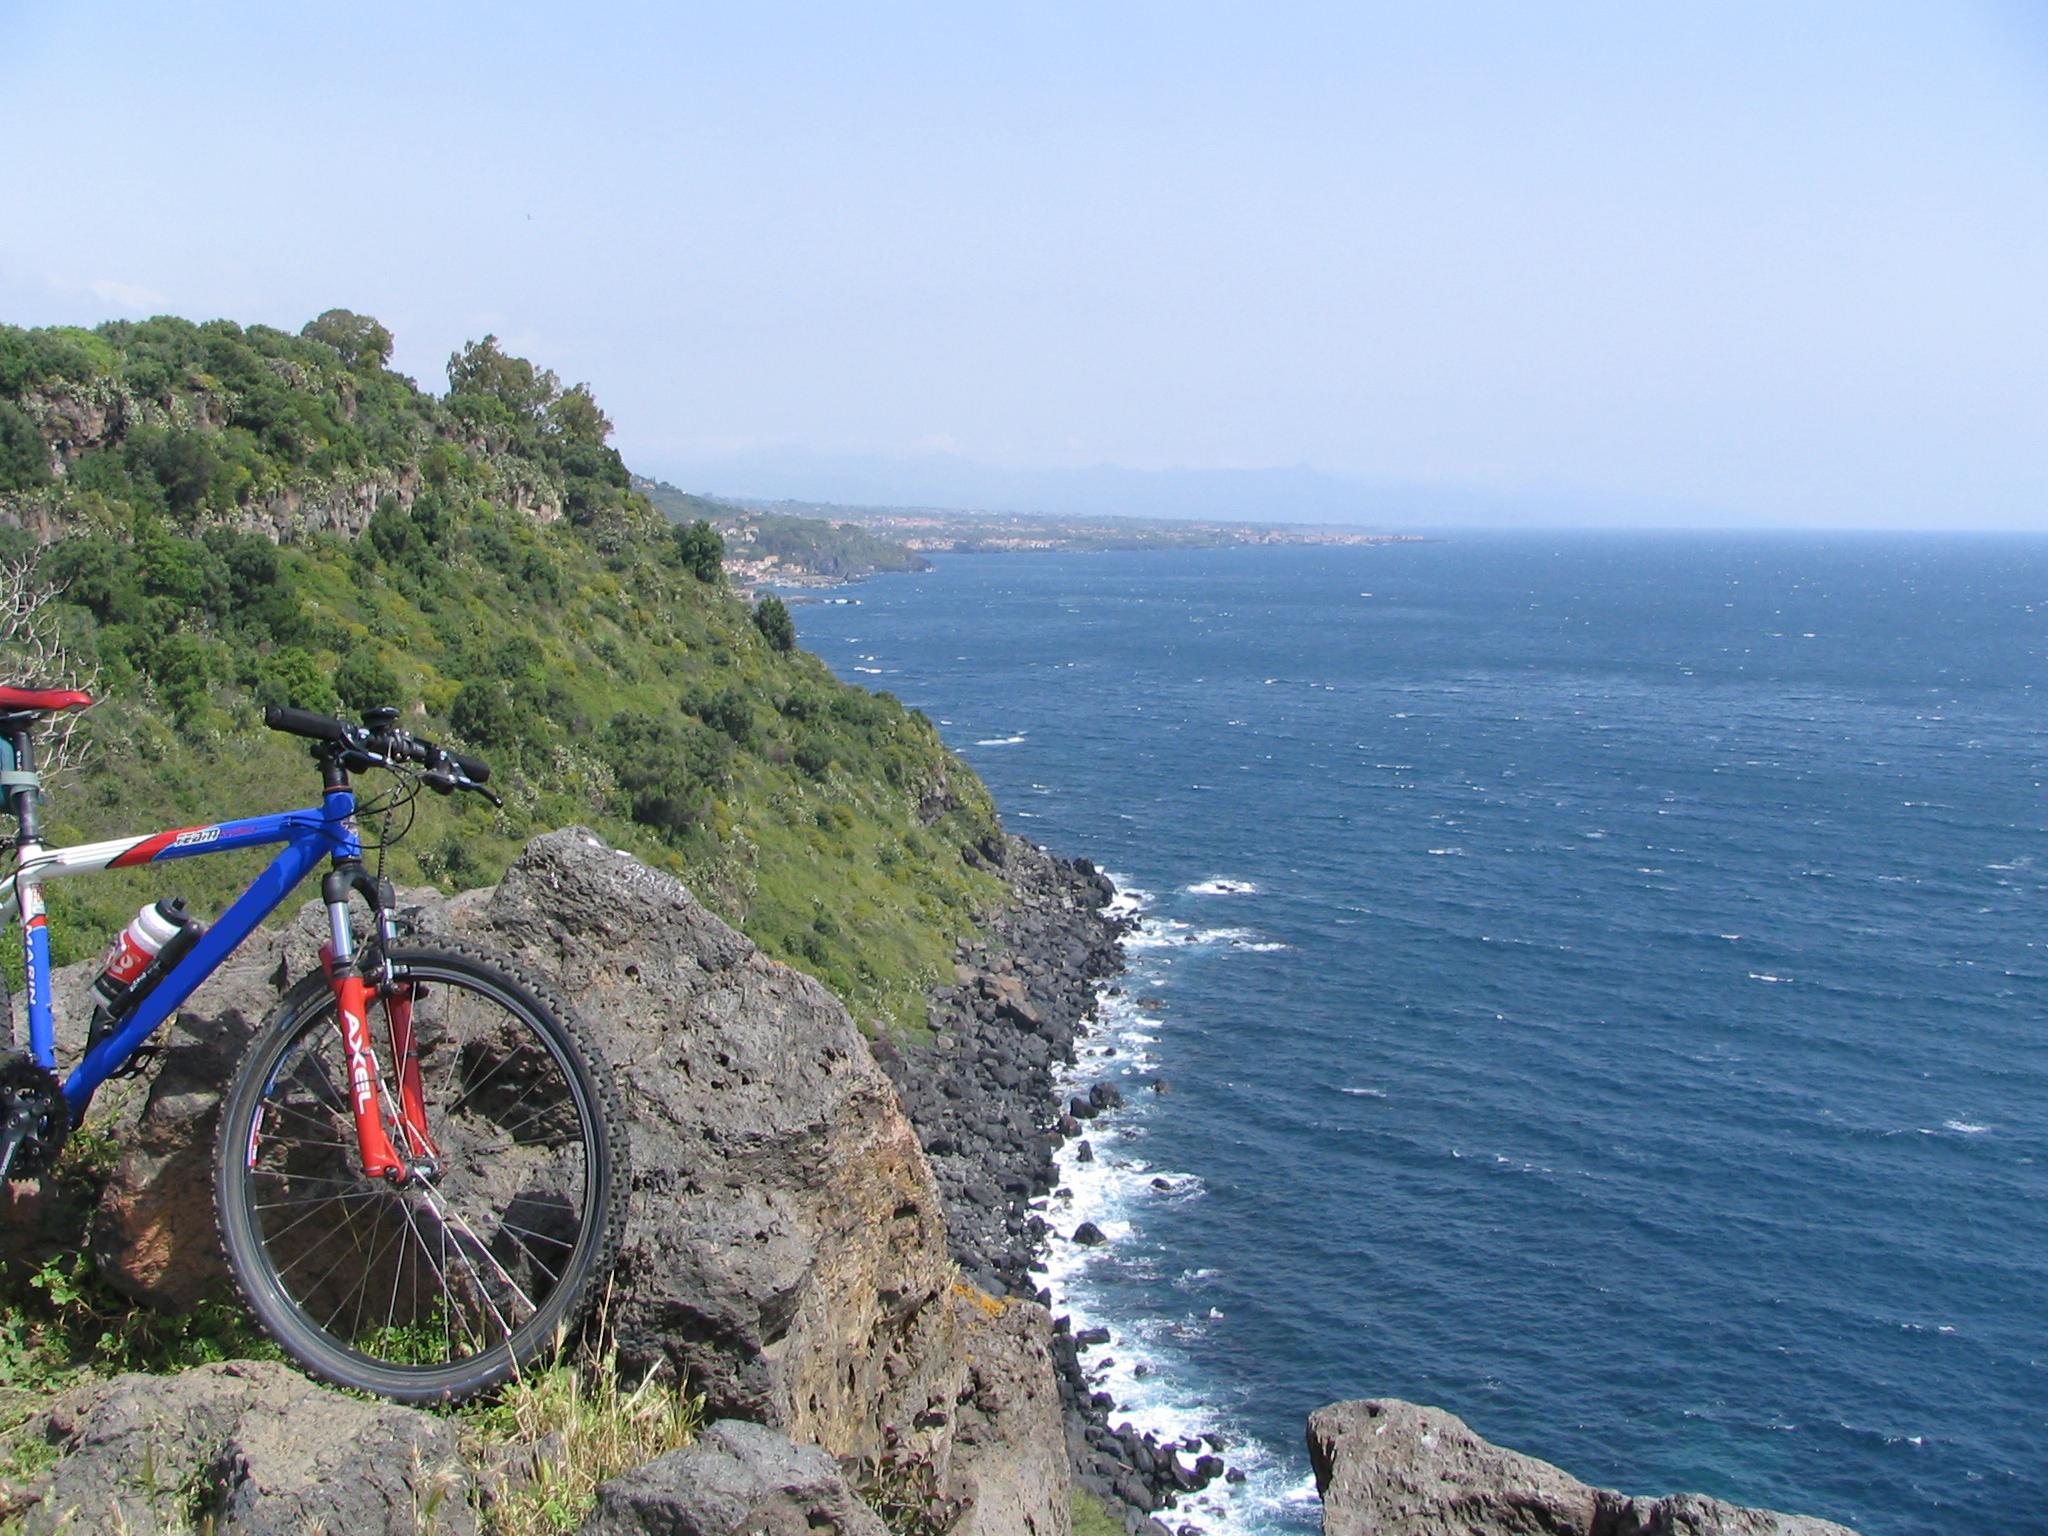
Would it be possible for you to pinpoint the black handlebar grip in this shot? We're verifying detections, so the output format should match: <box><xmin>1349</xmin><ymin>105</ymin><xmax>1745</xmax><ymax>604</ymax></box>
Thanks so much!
<box><xmin>264</xmin><ymin>704</ymin><xmax>350</xmax><ymax>742</ymax></box>
<box><xmin>444</xmin><ymin>749</ymin><xmax>492</xmax><ymax>785</ymax></box>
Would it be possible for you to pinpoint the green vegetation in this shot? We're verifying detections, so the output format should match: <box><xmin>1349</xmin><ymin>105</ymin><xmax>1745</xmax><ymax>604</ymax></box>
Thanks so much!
<box><xmin>752</xmin><ymin>593</ymin><xmax>796</xmax><ymax>652</ymax></box>
<box><xmin>0</xmin><ymin>1129</ymin><xmax>278</xmax><ymax>1435</ymax></box>
<box><xmin>457</xmin><ymin>1347</ymin><xmax>703</xmax><ymax>1536</ymax></box>
<box><xmin>674</xmin><ymin>518</ymin><xmax>724</xmax><ymax>584</ymax></box>
<box><xmin>1071</xmin><ymin>1488</ymin><xmax>1125</xmax><ymax>1536</ymax></box>
<box><xmin>0</xmin><ymin>312</ymin><xmax>1009</xmax><ymax>1034</ymax></box>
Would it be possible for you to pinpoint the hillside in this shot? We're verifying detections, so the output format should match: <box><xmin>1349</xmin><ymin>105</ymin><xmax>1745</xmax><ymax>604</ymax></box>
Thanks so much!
<box><xmin>634</xmin><ymin>478</ymin><xmax>932</xmax><ymax>584</ymax></box>
<box><xmin>0</xmin><ymin>312</ymin><xmax>1006</xmax><ymax>1032</ymax></box>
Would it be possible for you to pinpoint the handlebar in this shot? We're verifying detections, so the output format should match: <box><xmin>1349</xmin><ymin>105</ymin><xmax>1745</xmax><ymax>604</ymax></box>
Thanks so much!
<box><xmin>264</xmin><ymin>704</ymin><xmax>351</xmax><ymax>743</ymax></box>
<box><xmin>263</xmin><ymin>704</ymin><xmax>500</xmax><ymax>803</ymax></box>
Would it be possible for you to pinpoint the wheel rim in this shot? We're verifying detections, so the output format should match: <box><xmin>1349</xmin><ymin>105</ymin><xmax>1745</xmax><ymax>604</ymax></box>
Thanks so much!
<box><xmin>237</xmin><ymin>962</ymin><xmax>599</xmax><ymax>1377</ymax></box>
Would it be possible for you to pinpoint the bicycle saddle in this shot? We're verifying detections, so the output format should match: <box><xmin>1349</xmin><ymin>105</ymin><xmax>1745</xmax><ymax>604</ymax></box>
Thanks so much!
<box><xmin>0</xmin><ymin>687</ymin><xmax>93</xmax><ymax>711</ymax></box>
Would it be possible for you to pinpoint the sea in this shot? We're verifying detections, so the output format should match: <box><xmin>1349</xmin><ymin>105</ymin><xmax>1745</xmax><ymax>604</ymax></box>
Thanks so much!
<box><xmin>789</xmin><ymin>533</ymin><xmax>2048</xmax><ymax>1536</ymax></box>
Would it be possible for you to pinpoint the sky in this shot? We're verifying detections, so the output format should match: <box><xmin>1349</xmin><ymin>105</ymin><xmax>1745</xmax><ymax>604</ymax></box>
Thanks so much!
<box><xmin>4</xmin><ymin>1</ymin><xmax>2048</xmax><ymax>528</ymax></box>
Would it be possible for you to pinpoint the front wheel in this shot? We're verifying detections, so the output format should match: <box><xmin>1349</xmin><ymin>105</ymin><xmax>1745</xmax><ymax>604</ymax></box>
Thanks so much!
<box><xmin>214</xmin><ymin>942</ymin><xmax>627</xmax><ymax>1403</ymax></box>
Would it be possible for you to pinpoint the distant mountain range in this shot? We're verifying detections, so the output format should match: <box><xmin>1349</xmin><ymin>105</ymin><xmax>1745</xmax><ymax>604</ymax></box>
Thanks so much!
<box><xmin>637</xmin><ymin>449</ymin><xmax>1773</xmax><ymax>530</ymax></box>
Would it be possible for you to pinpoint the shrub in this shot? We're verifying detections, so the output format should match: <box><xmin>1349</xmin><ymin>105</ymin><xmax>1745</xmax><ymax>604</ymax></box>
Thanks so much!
<box><xmin>600</xmin><ymin>710</ymin><xmax>729</xmax><ymax>842</ymax></box>
<box><xmin>450</xmin><ymin>679</ymin><xmax>521</xmax><ymax>750</ymax></box>
<box><xmin>675</xmin><ymin>520</ymin><xmax>723</xmax><ymax>584</ymax></box>
<box><xmin>333</xmin><ymin>650</ymin><xmax>400</xmax><ymax>715</ymax></box>
<box><xmin>752</xmin><ymin>594</ymin><xmax>795</xmax><ymax>652</ymax></box>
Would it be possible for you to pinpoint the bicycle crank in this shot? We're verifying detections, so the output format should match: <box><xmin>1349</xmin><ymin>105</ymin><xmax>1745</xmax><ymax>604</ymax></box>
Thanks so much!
<box><xmin>0</xmin><ymin>1052</ymin><xmax>69</xmax><ymax>1179</ymax></box>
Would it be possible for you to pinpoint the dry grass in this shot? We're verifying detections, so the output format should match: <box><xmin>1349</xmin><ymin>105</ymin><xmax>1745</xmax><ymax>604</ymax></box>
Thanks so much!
<box><xmin>460</xmin><ymin>1350</ymin><xmax>703</xmax><ymax>1536</ymax></box>
<box><xmin>852</xmin><ymin>1451</ymin><xmax>962</xmax><ymax>1536</ymax></box>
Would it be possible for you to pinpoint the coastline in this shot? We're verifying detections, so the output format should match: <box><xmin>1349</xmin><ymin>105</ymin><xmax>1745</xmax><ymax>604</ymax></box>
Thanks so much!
<box><xmin>871</xmin><ymin>837</ymin><xmax>1247</xmax><ymax>1535</ymax></box>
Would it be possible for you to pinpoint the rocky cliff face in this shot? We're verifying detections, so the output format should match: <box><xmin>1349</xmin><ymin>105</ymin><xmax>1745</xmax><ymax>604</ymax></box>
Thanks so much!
<box><xmin>9</xmin><ymin>828</ymin><xmax>1069</xmax><ymax>1536</ymax></box>
<box><xmin>1307</xmin><ymin>1400</ymin><xmax>1861</xmax><ymax>1536</ymax></box>
<box><xmin>3</xmin><ymin>378</ymin><xmax>424</xmax><ymax>543</ymax></box>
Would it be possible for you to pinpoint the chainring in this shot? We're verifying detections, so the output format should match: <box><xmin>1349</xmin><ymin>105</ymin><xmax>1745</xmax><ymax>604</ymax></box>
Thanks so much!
<box><xmin>0</xmin><ymin>1052</ymin><xmax>69</xmax><ymax>1178</ymax></box>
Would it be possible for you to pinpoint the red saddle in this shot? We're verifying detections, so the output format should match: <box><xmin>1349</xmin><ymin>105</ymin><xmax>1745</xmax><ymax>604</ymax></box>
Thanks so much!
<box><xmin>0</xmin><ymin>687</ymin><xmax>93</xmax><ymax>712</ymax></box>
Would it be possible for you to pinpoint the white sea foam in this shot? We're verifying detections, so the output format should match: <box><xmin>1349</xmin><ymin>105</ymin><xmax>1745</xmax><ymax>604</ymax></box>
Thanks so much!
<box><xmin>1337</xmin><ymin>1086</ymin><xmax>1387</xmax><ymax>1098</ymax></box>
<box><xmin>1945</xmin><ymin>1120</ymin><xmax>1990</xmax><ymax>1135</ymax></box>
<box><xmin>1125</xmin><ymin>921</ymin><xmax>1195</xmax><ymax>951</ymax></box>
<box><xmin>975</xmin><ymin>734</ymin><xmax>1027</xmax><ymax>745</ymax></box>
<box><xmin>1187</xmin><ymin>877</ymin><xmax>1261</xmax><ymax>896</ymax></box>
<box><xmin>1127</xmin><ymin>921</ymin><xmax>1287</xmax><ymax>954</ymax></box>
<box><xmin>1035</xmin><ymin>888</ymin><xmax>1304</xmax><ymax>1536</ymax></box>
<box><xmin>1748</xmin><ymin>973</ymin><xmax>1791</xmax><ymax>983</ymax></box>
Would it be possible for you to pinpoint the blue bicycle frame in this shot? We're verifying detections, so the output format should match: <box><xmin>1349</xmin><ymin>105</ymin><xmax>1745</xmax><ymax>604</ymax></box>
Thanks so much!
<box><xmin>0</xmin><ymin>769</ymin><xmax>363</xmax><ymax>1118</ymax></box>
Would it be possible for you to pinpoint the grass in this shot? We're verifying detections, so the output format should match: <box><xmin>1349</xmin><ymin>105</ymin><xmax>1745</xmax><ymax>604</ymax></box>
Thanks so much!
<box><xmin>457</xmin><ymin>1348</ymin><xmax>703</xmax><ymax>1536</ymax></box>
<box><xmin>1072</xmin><ymin>1487</ymin><xmax>1126</xmax><ymax>1536</ymax></box>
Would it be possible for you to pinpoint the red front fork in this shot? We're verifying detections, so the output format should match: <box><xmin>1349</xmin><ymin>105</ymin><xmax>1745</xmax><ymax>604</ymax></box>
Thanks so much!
<box><xmin>383</xmin><ymin>975</ymin><xmax>438</xmax><ymax>1162</ymax></box>
<box><xmin>321</xmin><ymin>945</ymin><xmax>437</xmax><ymax>1180</ymax></box>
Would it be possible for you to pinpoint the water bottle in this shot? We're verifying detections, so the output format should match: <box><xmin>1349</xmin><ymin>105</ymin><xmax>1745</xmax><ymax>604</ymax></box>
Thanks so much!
<box><xmin>91</xmin><ymin>898</ymin><xmax>201</xmax><ymax>1015</ymax></box>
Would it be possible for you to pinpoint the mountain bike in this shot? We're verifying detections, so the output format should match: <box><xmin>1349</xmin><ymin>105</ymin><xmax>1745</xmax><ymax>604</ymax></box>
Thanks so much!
<box><xmin>0</xmin><ymin>692</ymin><xmax>627</xmax><ymax>1403</ymax></box>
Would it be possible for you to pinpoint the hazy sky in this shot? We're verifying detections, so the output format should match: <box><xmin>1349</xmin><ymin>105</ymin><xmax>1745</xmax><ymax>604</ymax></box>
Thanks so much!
<box><xmin>5</xmin><ymin>1</ymin><xmax>2048</xmax><ymax>528</ymax></box>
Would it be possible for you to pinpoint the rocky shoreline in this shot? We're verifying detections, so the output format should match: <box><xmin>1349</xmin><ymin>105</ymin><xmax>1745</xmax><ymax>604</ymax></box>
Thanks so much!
<box><xmin>874</xmin><ymin>837</ymin><xmax>1237</xmax><ymax>1535</ymax></box>
<box><xmin>877</xmin><ymin>837</ymin><xmax>1866</xmax><ymax>1536</ymax></box>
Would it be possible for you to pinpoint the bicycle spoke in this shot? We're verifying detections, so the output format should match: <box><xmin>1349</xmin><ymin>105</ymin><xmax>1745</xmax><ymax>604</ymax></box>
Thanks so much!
<box><xmin>258</xmin><ymin>1191</ymin><xmax>380</xmax><ymax>1261</ymax></box>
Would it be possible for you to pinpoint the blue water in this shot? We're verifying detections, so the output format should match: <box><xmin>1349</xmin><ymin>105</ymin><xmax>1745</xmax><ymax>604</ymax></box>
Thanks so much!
<box><xmin>792</xmin><ymin>535</ymin><xmax>2048</xmax><ymax>1536</ymax></box>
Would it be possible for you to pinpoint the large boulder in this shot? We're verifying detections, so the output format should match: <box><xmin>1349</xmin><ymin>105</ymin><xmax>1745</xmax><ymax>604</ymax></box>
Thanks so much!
<box><xmin>434</xmin><ymin>828</ymin><xmax>966</xmax><ymax>1463</ymax></box>
<box><xmin>16</xmin><ymin>1358</ymin><xmax>475</xmax><ymax>1535</ymax></box>
<box><xmin>1307</xmin><ymin>1400</ymin><xmax>1860</xmax><ymax>1536</ymax></box>
<box><xmin>578</xmin><ymin>1417</ymin><xmax>889</xmax><ymax>1536</ymax></box>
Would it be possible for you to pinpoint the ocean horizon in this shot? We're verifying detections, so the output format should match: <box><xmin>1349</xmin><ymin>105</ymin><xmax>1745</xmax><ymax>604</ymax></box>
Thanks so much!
<box><xmin>793</xmin><ymin>532</ymin><xmax>2048</xmax><ymax>1536</ymax></box>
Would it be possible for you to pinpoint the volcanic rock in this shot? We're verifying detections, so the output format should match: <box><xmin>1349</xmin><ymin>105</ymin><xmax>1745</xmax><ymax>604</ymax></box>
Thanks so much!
<box><xmin>1307</xmin><ymin>1399</ymin><xmax>1862</xmax><ymax>1536</ymax></box>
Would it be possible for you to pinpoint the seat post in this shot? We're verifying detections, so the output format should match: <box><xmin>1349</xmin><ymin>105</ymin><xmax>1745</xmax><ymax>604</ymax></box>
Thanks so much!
<box><xmin>0</xmin><ymin>718</ymin><xmax>42</xmax><ymax>848</ymax></box>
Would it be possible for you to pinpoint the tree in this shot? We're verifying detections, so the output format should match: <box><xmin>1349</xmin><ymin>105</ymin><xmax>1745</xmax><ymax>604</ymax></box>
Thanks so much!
<box><xmin>445</xmin><ymin>336</ymin><xmax>558</xmax><ymax>422</ymax></box>
<box><xmin>676</xmin><ymin>520</ymin><xmax>723</xmax><ymax>584</ymax></box>
<box><xmin>300</xmin><ymin>310</ymin><xmax>394</xmax><ymax>371</ymax></box>
<box><xmin>0</xmin><ymin>403</ymin><xmax>49</xmax><ymax>493</ymax></box>
<box><xmin>547</xmin><ymin>384</ymin><xmax>613</xmax><ymax>446</ymax></box>
<box><xmin>0</xmin><ymin>557</ymin><xmax>97</xmax><ymax>778</ymax></box>
<box><xmin>752</xmin><ymin>594</ymin><xmax>796</xmax><ymax>653</ymax></box>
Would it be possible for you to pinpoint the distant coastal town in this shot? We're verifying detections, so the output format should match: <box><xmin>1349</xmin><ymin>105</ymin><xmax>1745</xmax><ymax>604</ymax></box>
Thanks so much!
<box><xmin>633</xmin><ymin>477</ymin><xmax>1424</xmax><ymax>588</ymax></box>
